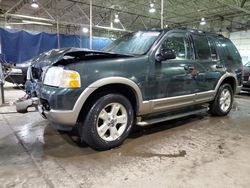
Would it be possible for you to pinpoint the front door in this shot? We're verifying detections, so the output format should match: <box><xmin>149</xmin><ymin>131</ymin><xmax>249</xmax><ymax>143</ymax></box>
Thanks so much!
<box><xmin>152</xmin><ymin>31</ymin><xmax>197</xmax><ymax>99</ymax></box>
<box><xmin>147</xmin><ymin>31</ymin><xmax>200</xmax><ymax>112</ymax></box>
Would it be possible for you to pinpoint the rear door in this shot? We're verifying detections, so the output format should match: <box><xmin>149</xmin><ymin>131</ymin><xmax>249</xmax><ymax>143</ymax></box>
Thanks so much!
<box><xmin>190</xmin><ymin>33</ymin><xmax>224</xmax><ymax>95</ymax></box>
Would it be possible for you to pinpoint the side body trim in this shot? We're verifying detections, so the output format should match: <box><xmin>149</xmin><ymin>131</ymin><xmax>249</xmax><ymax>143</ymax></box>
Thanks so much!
<box><xmin>139</xmin><ymin>73</ymin><xmax>238</xmax><ymax>115</ymax></box>
<box><xmin>140</xmin><ymin>91</ymin><xmax>215</xmax><ymax>115</ymax></box>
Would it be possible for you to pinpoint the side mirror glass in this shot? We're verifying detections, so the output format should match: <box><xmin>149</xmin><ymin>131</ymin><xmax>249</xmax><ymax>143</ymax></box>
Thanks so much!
<box><xmin>155</xmin><ymin>48</ymin><xmax>176</xmax><ymax>62</ymax></box>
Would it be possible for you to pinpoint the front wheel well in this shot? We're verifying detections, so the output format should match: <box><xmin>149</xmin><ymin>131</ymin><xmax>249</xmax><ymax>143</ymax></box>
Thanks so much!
<box><xmin>77</xmin><ymin>84</ymin><xmax>139</xmax><ymax>124</ymax></box>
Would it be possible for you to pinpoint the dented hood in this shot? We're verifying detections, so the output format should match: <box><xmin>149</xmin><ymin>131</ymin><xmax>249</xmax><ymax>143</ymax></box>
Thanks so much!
<box><xmin>32</xmin><ymin>48</ymin><xmax>133</xmax><ymax>68</ymax></box>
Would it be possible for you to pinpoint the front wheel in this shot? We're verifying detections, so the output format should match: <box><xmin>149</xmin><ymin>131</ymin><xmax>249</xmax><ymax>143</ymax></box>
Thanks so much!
<box><xmin>210</xmin><ymin>83</ymin><xmax>233</xmax><ymax>116</ymax></box>
<box><xmin>80</xmin><ymin>93</ymin><xmax>134</xmax><ymax>150</ymax></box>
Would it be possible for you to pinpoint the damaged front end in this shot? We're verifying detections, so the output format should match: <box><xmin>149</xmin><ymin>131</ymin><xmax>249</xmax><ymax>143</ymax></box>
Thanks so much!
<box><xmin>15</xmin><ymin>97</ymin><xmax>39</xmax><ymax>113</ymax></box>
<box><xmin>15</xmin><ymin>65</ymin><xmax>42</xmax><ymax>114</ymax></box>
<box><xmin>15</xmin><ymin>48</ymin><xmax>80</xmax><ymax>114</ymax></box>
<box><xmin>15</xmin><ymin>47</ymin><xmax>130</xmax><ymax>117</ymax></box>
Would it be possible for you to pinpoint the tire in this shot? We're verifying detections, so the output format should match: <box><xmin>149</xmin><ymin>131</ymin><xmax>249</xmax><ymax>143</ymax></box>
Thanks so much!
<box><xmin>210</xmin><ymin>83</ymin><xmax>233</xmax><ymax>116</ymax></box>
<box><xmin>79</xmin><ymin>93</ymin><xmax>134</xmax><ymax>151</ymax></box>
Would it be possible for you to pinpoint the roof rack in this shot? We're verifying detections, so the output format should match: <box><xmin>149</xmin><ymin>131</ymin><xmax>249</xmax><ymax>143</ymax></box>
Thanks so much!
<box><xmin>176</xmin><ymin>27</ymin><xmax>227</xmax><ymax>37</ymax></box>
<box><xmin>176</xmin><ymin>27</ymin><xmax>205</xmax><ymax>33</ymax></box>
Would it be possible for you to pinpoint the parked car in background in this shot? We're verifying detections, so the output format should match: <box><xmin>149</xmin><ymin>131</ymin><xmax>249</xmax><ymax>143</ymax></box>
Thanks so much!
<box><xmin>24</xmin><ymin>48</ymin><xmax>86</xmax><ymax>97</ymax></box>
<box><xmin>5</xmin><ymin>49</ymin><xmax>74</xmax><ymax>85</ymax></box>
<box><xmin>242</xmin><ymin>62</ymin><xmax>250</xmax><ymax>92</ymax></box>
<box><xmin>5</xmin><ymin>60</ymin><xmax>32</xmax><ymax>85</ymax></box>
<box><xmin>16</xmin><ymin>28</ymin><xmax>243</xmax><ymax>151</ymax></box>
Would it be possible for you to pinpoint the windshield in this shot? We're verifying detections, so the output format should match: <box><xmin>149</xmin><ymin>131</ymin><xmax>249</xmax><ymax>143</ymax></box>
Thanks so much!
<box><xmin>102</xmin><ymin>31</ymin><xmax>161</xmax><ymax>55</ymax></box>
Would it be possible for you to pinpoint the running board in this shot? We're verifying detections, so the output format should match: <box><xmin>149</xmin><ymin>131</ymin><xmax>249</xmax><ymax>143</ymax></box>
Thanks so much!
<box><xmin>137</xmin><ymin>107</ymin><xmax>209</xmax><ymax>126</ymax></box>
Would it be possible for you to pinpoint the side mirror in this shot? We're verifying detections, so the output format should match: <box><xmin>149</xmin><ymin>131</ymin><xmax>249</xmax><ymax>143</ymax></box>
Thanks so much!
<box><xmin>155</xmin><ymin>48</ymin><xmax>176</xmax><ymax>62</ymax></box>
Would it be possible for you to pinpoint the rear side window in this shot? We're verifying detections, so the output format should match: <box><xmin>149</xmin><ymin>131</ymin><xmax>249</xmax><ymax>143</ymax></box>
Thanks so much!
<box><xmin>192</xmin><ymin>34</ymin><xmax>211</xmax><ymax>60</ymax></box>
<box><xmin>207</xmin><ymin>37</ymin><xmax>218</xmax><ymax>61</ymax></box>
<box><xmin>220</xmin><ymin>38</ymin><xmax>241</xmax><ymax>62</ymax></box>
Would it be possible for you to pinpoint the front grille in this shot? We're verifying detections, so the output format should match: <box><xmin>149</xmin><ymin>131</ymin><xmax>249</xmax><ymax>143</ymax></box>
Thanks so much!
<box><xmin>31</xmin><ymin>67</ymin><xmax>43</xmax><ymax>81</ymax></box>
<box><xmin>243</xmin><ymin>76</ymin><xmax>249</xmax><ymax>81</ymax></box>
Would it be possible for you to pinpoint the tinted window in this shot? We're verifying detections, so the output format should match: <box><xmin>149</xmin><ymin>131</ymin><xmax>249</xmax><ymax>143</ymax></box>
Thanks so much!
<box><xmin>192</xmin><ymin>34</ymin><xmax>211</xmax><ymax>60</ymax></box>
<box><xmin>220</xmin><ymin>38</ymin><xmax>241</xmax><ymax>62</ymax></box>
<box><xmin>207</xmin><ymin>37</ymin><xmax>218</xmax><ymax>61</ymax></box>
<box><xmin>161</xmin><ymin>32</ymin><xmax>191</xmax><ymax>60</ymax></box>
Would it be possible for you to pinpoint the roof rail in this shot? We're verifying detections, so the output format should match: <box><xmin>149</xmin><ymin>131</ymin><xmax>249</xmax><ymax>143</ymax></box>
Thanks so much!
<box><xmin>176</xmin><ymin>27</ymin><xmax>206</xmax><ymax>33</ymax></box>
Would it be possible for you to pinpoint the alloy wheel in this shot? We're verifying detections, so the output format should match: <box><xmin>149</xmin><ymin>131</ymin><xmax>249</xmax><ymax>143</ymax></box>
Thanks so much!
<box><xmin>96</xmin><ymin>102</ymin><xmax>128</xmax><ymax>142</ymax></box>
<box><xmin>219</xmin><ymin>88</ymin><xmax>232</xmax><ymax>112</ymax></box>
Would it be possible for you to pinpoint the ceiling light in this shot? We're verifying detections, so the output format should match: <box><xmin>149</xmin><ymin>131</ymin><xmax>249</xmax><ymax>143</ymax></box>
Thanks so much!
<box><xmin>149</xmin><ymin>3</ymin><xmax>156</xmax><ymax>13</ymax></box>
<box><xmin>6</xmin><ymin>14</ymin><xmax>54</xmax><ymax>22</ymax></box>
<box><xmin>200</xmin><ymin>17</ymin><xmax>206</xmax><ymax>25</ymax></box>
<box><xmin>82</xmin><ymin>27</ymin><xmax>89</xmax><ymax>33</ymax></box>
<box><xmin>22</xmin><ymin>20</ymin><xmax>53</xmax><ymax>26</ymax></box>
<box><xmin>31</xmin><ymin>0</ymin><xmax>39</xmax><ymax>9</ymax></box>
<box><xmin>95</xmin><ymin>25</ymin><xmax>127</xmax><ymax>32</ymax></box>
<box><xmin>5</xmin><ymin>22</ymin><xmax>32</xmax><ymax>25</ymax></box>
<box><xmin>5</xmin><ymin>25</ymin><xmax>12</xmax><ymax>29</ymax></box>
<box><xmin>114</xmin><ymin>14</ymin><xmax>120</xmax><ymax>23</ymax></box>
<box><xmin>165</xmin><ymin>24</ymin><xmax>168</xmax><ymax>28</ymax></box>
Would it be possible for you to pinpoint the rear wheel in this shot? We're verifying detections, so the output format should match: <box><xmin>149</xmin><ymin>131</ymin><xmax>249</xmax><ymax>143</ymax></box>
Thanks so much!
<box><xmin>79</xmin><ymin>93</ymin><xmax>134</xmax><ymax>150</ymax></box>
<box><xmin>210</xmin><ymin>83</ymin><xmax>233</xmax><ymax>116</ymax></box>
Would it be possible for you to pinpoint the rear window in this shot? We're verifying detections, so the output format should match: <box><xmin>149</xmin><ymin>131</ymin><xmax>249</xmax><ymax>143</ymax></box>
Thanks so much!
<box><xmin>192</xmin><ymin>34</ymin><xmax>211</xmax><ymax>60</ymax></box>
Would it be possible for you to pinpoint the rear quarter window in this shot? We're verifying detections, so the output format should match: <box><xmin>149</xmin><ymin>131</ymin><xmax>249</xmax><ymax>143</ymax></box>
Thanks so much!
<box><xmin>220</xmin><ymin>38</ymin><xmax>241</xmax><ymax>62</ymax></box>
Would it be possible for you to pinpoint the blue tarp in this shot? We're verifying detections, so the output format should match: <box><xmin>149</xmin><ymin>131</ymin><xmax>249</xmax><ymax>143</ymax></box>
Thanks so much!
<box><xmin>0</xmin><ymin>28</ymin><xmax>113</xmax><ymax>64</ymax></box>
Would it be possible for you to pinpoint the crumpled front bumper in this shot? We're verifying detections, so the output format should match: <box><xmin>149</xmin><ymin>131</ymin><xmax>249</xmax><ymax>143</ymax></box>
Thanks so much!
<box><xmin>39</xmin><ymin>105</ymin><xmax>77</xmax><ymax>126</ymax></box>
<box><xmin>15</xmin><ymin>97</ymin><xmax>39</xmax><ymax>113</ymax></box>
<box><xmin>15</xmin><ymin>96</ymin><xmax>78</xmax><ymax>126</ymax></box>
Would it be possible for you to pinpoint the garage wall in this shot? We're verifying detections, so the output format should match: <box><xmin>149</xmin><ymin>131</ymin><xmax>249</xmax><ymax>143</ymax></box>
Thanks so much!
<box><xmin>0</xmin><ymin>28</ymin><xmax>113</xmax><ymax>64</ymax></box>
<box><xmin>229</xmin><ymin>30</ymin><xmax>250</xmax><ymax>64</ymax></box>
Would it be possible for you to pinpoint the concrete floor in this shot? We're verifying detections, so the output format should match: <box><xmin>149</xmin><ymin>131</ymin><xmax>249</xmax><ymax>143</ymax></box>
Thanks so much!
<box><xmin>1</xmin><ymin>83</ymin><xmax>250</xmax><ymax>188</ymax></box>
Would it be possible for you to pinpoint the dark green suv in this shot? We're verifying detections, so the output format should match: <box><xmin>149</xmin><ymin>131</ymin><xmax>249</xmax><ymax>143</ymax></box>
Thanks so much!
<box><xmin>22</xmin><ymin>29</ymin><xmax>243</xmax><ymax>150</ymax></box>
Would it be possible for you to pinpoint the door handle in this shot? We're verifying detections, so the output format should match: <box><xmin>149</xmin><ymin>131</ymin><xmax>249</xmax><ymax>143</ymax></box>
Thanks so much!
<box><xmin>184</xmin><ymin>65</ymin><xmax>195</xmax><ymax>71</ymax></box>
<box><xmin>216</xmin><ymin>64</ymin><xmax>224</xmax><ymax>69</ymax></box>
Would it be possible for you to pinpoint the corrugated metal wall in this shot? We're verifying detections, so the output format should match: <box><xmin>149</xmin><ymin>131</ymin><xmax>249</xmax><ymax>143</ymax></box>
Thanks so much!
<box><xmin>230</xmin><ymin>30</ymin><xmax>250</xmax><ymax>65</ymax></box>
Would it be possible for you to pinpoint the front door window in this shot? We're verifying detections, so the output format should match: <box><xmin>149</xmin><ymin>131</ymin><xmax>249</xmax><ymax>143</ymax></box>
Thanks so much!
<box><xmin>161</xmin><ymin>32</ymin><xmax>191</xmax><ymax>60</ymax></box>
